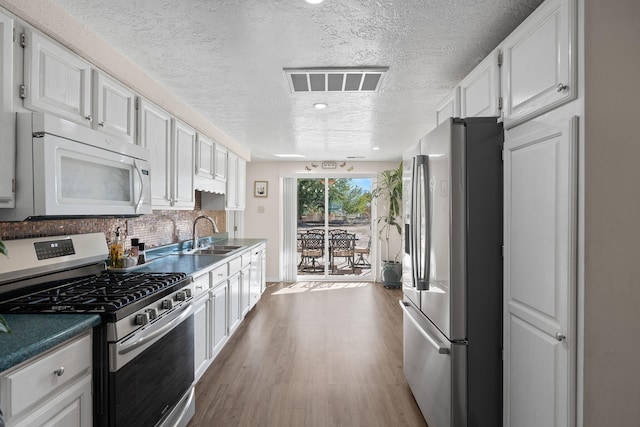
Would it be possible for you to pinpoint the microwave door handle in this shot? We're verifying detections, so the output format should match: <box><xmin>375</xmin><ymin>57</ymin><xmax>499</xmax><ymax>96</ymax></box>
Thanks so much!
<box><xmin>133</xmin><ymin>160</ymin><xmax>144</xmax><ymax>214</ymax></box>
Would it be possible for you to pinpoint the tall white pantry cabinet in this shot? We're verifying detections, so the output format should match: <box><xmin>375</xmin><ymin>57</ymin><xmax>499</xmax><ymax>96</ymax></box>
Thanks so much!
<box><xmin>501</xmin><ymin>0</ymin><xmax>578</xmax><ymax>426</ymax></box>
<box><xmin>433</xmin><ymin>0</ymin><xmax>580</xmax><ymax>424</ymax></box>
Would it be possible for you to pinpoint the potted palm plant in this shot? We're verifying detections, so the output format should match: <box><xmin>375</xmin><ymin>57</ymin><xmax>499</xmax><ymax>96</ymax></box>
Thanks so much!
<box><xmin>371</xmin><ymin>163</ymin><xmax>403</xmax><ymax>288</ymax></box>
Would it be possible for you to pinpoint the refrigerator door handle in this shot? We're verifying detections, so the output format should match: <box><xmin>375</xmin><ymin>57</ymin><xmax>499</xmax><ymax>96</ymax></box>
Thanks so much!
<box><xmin>412</xmin><ymin>155</ymin><xmax>430</xmax><ymax>290</ymax></box>
<box><xmin>399</xmin><ymin>301</ymin><xmax>449</xmax><ymax>354</ymax></box>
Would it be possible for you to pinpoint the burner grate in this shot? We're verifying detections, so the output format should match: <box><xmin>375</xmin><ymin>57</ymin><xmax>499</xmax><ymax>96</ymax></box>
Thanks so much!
<box><xmin>0</xmin><ymin>272</ymin><xmax>188</xmax><ymax>314</ymax></box>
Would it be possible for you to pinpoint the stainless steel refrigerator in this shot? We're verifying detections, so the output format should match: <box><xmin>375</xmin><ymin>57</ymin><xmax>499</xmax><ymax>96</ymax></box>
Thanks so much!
<box><xmin>401</xmin><ymin>117</ymin><xmax>503</xmax><ymax>427</ymax></box>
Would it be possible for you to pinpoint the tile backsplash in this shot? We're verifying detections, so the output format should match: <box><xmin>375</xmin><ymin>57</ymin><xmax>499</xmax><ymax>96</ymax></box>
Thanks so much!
<box><xmin>0</xmin><ymin>192</ymin><xmax>226</xmax><ymax>251</ymax></box>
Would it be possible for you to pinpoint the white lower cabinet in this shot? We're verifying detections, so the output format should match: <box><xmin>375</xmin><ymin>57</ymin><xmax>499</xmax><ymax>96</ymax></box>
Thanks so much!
<box><xmin>249</xmin><ymin>244</ymin><xmax>266</xmax><ymax>310</ymax></box>
<box><xmin>193</xmin><ymin>272</ymin><xmax>212</xmax><ymax>383</ymax></box>
<box><xmin>211</xmin><ymin>281</ymin><xmax>229</xmax><ymax>358</ymax></box>
<box><xmin>227</xmin><ymin>270</ymin><xmax>242</xmax><ymax>336</ymax></box>
<box><xmin>192</xmin><ymin>245</ymin><xmax>265</xmax><ymax>383</ymax></box>
<box><xmin>0</xmin><ymin>332</ymin><xmax>92</xmax><ymax>427</ymax></box>
<box><xmin>240</xmin><ymin>253</ymin><xmax>251</xmax><ymax>317</ymax></box>
<box><xmin>503</xmin><ymin>116</ymin><xmax>578</xmax><ymax>427</ymax></box>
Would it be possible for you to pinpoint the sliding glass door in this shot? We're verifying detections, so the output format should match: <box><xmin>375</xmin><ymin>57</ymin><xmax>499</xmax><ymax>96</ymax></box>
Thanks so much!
<box><xmin>297</xmin><ymin>177</ymin><xmax>373</xmax><ymax>279</ymax></box>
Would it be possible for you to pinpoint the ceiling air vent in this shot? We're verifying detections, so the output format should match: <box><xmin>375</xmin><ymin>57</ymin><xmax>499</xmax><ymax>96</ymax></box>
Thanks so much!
<box><xmin>284</xmin><ymin>67</ymin><xmax>388</xmax><ymax>93</ymax></box>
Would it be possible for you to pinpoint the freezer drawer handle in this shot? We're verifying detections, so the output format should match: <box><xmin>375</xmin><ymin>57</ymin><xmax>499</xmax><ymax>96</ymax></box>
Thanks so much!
<box><xmin>399</xmin><ymin>301</ymin><xmax>449</xmax><ymax>355</ymax></box>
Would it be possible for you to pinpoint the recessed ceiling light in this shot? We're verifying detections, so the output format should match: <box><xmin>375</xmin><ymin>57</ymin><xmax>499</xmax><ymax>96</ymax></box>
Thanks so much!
<box><xmin>305</xmin><ymin>0</ymin><xmax>324</xmax><ymax>4</ymax></box>
<box><xmin>372</xmin><ymin>146</ymin><xmax>380</xmax><ymax>150</ymax></box>
<box><xmin>313</xmin><ymin>102</ymin><xmax>328</xmax><ymax>109</ymax></box>
<box><xmin>275</xmin><ymin>153</ymin><xmax>306</xmax><ymax>158</ymax></box>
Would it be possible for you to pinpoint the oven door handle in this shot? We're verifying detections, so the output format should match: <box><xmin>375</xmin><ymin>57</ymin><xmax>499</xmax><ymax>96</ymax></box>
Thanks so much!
<box><xmin>118</xmin><ymin>303</ymin><xmax>194</xmax><ymax>355</ymax></box>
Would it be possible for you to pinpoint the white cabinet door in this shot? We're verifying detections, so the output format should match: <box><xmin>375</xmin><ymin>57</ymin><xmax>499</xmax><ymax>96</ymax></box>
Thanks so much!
<box><xmin>194</xmin><ymin>134</ymin><xmax>226</xmax><ymax>193</ymax></box>
<box><xmin>0</xmin><ymin>10</ymin><xmax>14</xmax><ymax>208</ymax></box>
<box><xmin>503</xmin><ymin>117</ymin><xmax>577</xmax><ymax>427</ymax></box>
<box><xmin>23</xmin><ymin>29</ymin><xmax>92</xmax><ymax>126</ymax></box>
<box><xmin>240</xmin><ymin>265</ymin><xmax>250</xmax><ymax>317</ymax></box>
<box><xmin>194</xmin><ymin>293</ymin><xmax>211</xmax><ymax>382</ymax></box>
<box><xmin>138</xmin><ymin>99</ymin><xmax>172</xmax><ymax>207</ymax></box>
<box><xmin>211</xmin><ymin>281</ymin><xmax>228</xmax><ymax>358</ymax></box>
<box><xmin>435</xmin><ymin>87</ymin><xmax>460</xmax><ymax>126</ymax></box>
<box><xmin>227</xmin><ymin>271</ymin><xmax>241</xmax><ymax>335</ymax></box>
<box><xmin>214</xmin><ymin>144</ymin><xmax>227</xmax><ymax>182</ymax></box>
<box><xmin>13</xmin><ymin>375</ymin><xmax>92</xmax><ymax>427</ymax></box>
<box><xmin>171</xmin><ymin>119</ymin><xmax>196</xmax><ymax>209</ymax></box>
<box><xmin>237</xmin><ymin>157</ymin><xmax>246</xmax><ymax>210</ymax></box>
<box><xmin>93</xmin><ymin>71</ymin><xmax>135</xmax><ymax>141</ymax></box>
<box><xmin>196</xmin><ymin>133</ymin><xmax>215</xmax><ymax>179</ymax></box>
<box><xmin>501</xmin><ymin>0</ymin><xmax>577</xmax><ymax>128</ymax></box>
<box><xmin>460</xmin><ymin>49</ymin><xmax>501</xmax><ymax>118</ymax></box>
<box><xmin>226</xmin><ymin>152</ymin><xmax>238</xmax><ymax>209</ymax></box>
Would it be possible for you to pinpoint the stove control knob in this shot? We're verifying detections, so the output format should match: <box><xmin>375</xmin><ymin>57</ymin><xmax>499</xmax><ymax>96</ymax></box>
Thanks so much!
<box><xmin>146</xmin><ymin>308</ymin><xmax>158</xmax><ymax>320</ymax></box>
<box><xmin>162</xmin><ymin>299</ymin><xmax>174</xmax><ymax>310</ymax></box>
<box><xmin>135</xmin><ymin>312</ymin><xmax>150</xmax><ymax>326</ymax></box>
<box><xmin>176</xmin><ymin>291</ymin><xmax>187</xmax><ymax>301</ymax></box>
<box><xmin>184</xmin><ymin>288</ymin><xmax>193</xmax><ymax>298</ymax></box>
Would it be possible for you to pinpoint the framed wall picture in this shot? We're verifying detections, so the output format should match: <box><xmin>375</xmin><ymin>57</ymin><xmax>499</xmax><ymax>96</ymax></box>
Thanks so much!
<box><xmin>254</xmin><ymin>181</ymin><xmax>268</xmax><ymax>197</ymax></box>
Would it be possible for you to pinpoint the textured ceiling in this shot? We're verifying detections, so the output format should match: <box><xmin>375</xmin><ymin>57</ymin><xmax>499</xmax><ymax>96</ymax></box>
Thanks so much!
<box><xmin>50</xmin><ymin>0</ymin><xmax>543</xmax><ymax>162</ymax></box>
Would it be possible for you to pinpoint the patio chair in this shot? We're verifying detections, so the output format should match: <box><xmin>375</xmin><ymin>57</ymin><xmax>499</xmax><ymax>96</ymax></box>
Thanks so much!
<box><xmin>300</xmin><ymin>232</ymin><xmax>324</xmax><ymax>272</ymax></box>
<box><xmin>354</xmin><ymin>238</ymin><xmax>371</xmax><ymax>268</ymax></box>
<box><xmin>330</xmin><ymin>232</ymin><xmax>355</xmax><ymax>273</ymax></box>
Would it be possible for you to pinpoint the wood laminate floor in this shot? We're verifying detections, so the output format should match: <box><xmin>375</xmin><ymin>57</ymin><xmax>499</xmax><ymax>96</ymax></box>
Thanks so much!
<box><xmin>187</xmin><ymin>281</ymin><xmax>427</xmax><ymax>427</ymax></box>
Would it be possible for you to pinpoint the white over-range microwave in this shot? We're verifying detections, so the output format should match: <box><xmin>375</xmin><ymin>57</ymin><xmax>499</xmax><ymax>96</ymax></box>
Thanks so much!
<box><xmin>0</xmin><ymin>112</ymin><xmax>152</xmax><ymax>221</ymax></box>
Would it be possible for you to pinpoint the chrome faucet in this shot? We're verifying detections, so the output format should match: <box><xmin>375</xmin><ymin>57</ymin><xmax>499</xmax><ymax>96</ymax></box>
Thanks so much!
<box><xmin>192</xmin><ymin>215</ymin><xmax>219</xmax><ymax>249</ymax></box>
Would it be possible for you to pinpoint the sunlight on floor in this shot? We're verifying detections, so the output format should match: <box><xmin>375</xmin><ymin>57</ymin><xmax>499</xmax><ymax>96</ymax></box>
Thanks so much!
<box><xmin>272</xmin><ymin>281</ymin><xmax>370</xmax><ymax>295</ymax></box>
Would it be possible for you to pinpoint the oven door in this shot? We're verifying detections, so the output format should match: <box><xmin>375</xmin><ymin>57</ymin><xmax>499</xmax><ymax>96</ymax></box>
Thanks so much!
<box><xmin>32</xmin><ymin>133</ymin><xmax>151</xmax><ymax>216</ymax></box>
<box><xmin>105</xmin><ymin>303</ymin><xmax>194</xmax><ymax>427</ymax></box>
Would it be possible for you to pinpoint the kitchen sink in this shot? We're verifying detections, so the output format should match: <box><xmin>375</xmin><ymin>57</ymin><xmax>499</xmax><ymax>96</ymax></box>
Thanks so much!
<box><xmin>187</xmin><ymin>245</ymin><xmax>242</xmax><ymax>255</ymax></box>
<box><xmin>192</xmin><ymin>248</ymin><xmax>234</xmax><ymax>255</ymax></box>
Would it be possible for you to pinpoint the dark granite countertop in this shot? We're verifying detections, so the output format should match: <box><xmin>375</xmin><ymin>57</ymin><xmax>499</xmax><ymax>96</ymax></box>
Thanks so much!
<box><xmin>0</xmin><ymin>314</ymin><xmax>101</xmax><ymax>372</ymax></box>
<box><xmin>0</xmin><ymin>237</ymin><xmax>266</xmax><ymax>372</ymax></box>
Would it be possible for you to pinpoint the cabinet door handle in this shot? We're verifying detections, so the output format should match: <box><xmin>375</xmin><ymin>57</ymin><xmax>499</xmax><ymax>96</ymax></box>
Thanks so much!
<box><xmin>555</xmin><ymin>332</ymin><xmax>566</xmax><ymax>342</ymax></box>
<box><xmin>53</xmin><ymin>367</ymin><xmax>65</xmax><ymax>376</ymax></box>
<box><xmin>99</xmin><ymin>121</ymin><xmax>105</xmax><ymax>127</ymax></box>
<box><xmin>84</xmin><ymin>115</ymin><xmax>92</xmax><ymax>121</ymax></box>
<box><xmin>556</xmin><ymin>83</ymin><xmax>568</xmax><ymax>92</ymax></box>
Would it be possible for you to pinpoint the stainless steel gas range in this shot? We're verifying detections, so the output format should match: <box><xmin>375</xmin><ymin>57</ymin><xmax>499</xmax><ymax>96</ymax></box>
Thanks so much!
<box><xmin>0</xmin><ymin>233</ymin><xmax>196</xmax><ymax>427</ymax></box>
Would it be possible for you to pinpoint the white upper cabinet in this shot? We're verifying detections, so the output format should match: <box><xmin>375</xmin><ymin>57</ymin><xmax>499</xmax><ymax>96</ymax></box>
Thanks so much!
<box><xmin>196</xmin><ymin>133</ymin><xmax>215</xmax><ymax>180</ymax></box>
<box><xmin>23</xmin><ymin>28</ymin><xmax>93</xmax><ymax>127</ymax></box>
<box><xmin>171</xmin><ymin>119</ymin><xmax>196</xmax><ymax>209</ymax></box>
<box><xmin>226</xmin><ymin>152</ymin><xmax>238</xmax><ymax>209</ymax></box>
<box><xmin>460</xmin><ymin>48</ymin><xmax>502</xmax><ymax>119</ymax></box>
<box><xmin>214</xmin><ymin>144</ymin><xmax>227</xmax><ymax>183</ymax></box>
<box><xmin>195</xmin><ymin>133</ymin><xmax>227</xmax><ymax>194</ymax></box>
<box><xmin>138</xmin><ymin>98</ymin><xmax>172</xmax><ymax>208</ymax></box>
<box><xmin>435</xmin><ymin>87</ymin><xmax>460</xmax><ymax>126</ymax></box>
<box><xmin>93</xmin><ymin>71</ymin><xmax>135</xmax><ymax>142</ymax></box>
<box><xmin>501</xmin><ymin>0</ymin><xmax>577</xmax><ymax>128</ymax></box>
<box><xmin>225</xmin><ymin>152</ymin><xmax>246</xmax><ymax>210</ymax></box>
<box><xmin>0</xmin><ymin>10</ymin><xmax>14</xmax><ymax>208</ymax></box>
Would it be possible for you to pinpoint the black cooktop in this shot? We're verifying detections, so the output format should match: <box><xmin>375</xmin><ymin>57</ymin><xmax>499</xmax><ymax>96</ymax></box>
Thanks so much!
<box><xmin>0</xmin><ymin>272</ymin><xmax>189</xmax><ymax>322</ymax></box>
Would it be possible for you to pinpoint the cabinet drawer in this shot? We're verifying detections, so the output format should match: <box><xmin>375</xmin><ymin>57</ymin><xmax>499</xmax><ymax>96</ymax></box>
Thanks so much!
<box><xmin>228</xmin><ymin>257</ymin><xmax>242</xmax><ymax>275</ymax></box>
<box><xmin>241</xmin><ymin>252</ymin><xmax>251</xmax><ymax>266</ymax></box>
<box><xmin>211</xmin><ymin>264</ymin><xmax>227</xmax><ymax>286</ymax></box>
<box><xmin>3</xmin><ymin>332</ymin><xmax>91</xmax><ymax>419</ymax></box>
<box><xmin>193</xmin><ymin>272</ymin><xmax>210</xmax><ymax>297</ymax></box>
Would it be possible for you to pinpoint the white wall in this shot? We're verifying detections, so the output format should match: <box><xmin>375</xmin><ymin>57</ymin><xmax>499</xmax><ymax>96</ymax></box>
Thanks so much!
<box><xmin>244</xmin><ymin>161</ymin><xmax>400</xmax><ymax>282</ymax></box>
<box><xmin>583</xmin><ymin>0</ymin><xmax>640</xmax><ymax>424</ymax></box>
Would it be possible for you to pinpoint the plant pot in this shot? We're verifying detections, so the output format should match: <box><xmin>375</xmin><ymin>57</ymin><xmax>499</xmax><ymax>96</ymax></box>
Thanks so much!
<box><xmin>381</xmin><ymin>261</ymin><xmax>402</xmax><ymax>288</ymax></box>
